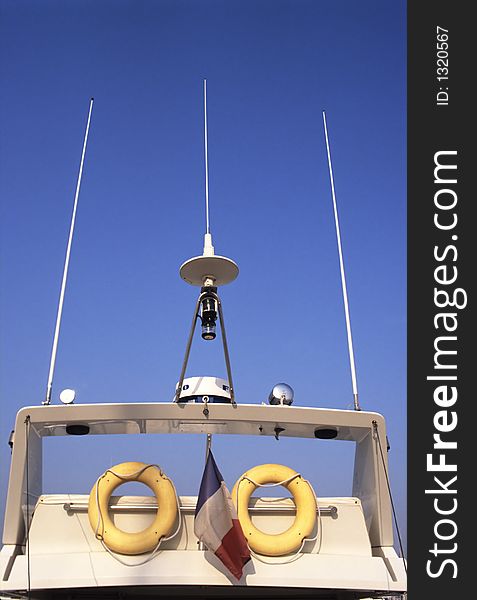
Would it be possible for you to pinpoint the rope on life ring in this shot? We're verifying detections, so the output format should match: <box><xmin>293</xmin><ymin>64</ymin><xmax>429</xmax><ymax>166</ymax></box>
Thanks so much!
<box><xmin>88</xmin><ymin>462</ymin><xmax>178</xmax><ymax>556</ymax></box>
<box><xmin>231</xmin><ymin>463</ymin><xmax>317</xmax><ymax>557</ymax></box>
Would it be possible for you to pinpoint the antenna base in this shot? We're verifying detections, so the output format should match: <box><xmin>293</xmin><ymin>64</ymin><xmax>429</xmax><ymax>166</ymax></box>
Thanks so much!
<box><xmin>179</xmin><ymin>255</ymin><xmax>239</xmax><ymax>287</ymax></box>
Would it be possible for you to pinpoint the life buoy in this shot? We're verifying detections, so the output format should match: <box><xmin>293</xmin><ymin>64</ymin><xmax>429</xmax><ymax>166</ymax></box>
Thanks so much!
<box><xmin>88</xmin><ymin>462</ymin><xmax>178</xmax><ymax>555</ymax></box>
<box><xmin>231</xmin><ymin>464</ymin><xmax>317</xmax><ymax>556</ymax></box>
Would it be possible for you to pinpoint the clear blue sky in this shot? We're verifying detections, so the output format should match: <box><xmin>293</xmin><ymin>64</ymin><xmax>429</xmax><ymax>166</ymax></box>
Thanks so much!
<box><xmin>0</xmin><ymin>0</ymin><xmax>406</xmax><ymax>550</ymax></box>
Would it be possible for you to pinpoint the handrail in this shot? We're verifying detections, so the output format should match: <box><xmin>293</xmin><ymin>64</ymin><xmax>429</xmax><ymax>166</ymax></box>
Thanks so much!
<box><xmin>61</xmin><ymin>501</ymin><xmax>338</xmax><ymax>516</ymax></box>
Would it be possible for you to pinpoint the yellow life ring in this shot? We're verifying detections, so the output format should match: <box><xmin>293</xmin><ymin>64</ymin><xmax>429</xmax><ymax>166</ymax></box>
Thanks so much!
<box><xmin>231</xmin><ymin>464</ymin><xmax>317</xmax><ymax>557</ymax></box>
<box><xmin>88</xmin><ymin>461</ymin><xmax>178</xmax><ymax>555</ymax></box>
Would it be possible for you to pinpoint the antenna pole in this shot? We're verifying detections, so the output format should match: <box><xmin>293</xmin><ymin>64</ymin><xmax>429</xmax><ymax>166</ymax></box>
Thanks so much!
<box><xmin>322</xmin><ymin>111</ymin><xmax>360</xmax><ymax>411</ymax></box>
<box><xmin>203</xmin><ymin>79</ymin><xmax>210</xmax><ymax>235</ymax></box>
<box><xmin>43</xmin><ymin>98</ymin><xmax>94</xmax><ymax>405</ymax></box>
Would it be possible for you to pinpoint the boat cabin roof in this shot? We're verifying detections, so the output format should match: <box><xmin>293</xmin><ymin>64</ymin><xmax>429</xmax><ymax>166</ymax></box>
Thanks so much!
<box><xmin>11</xmin><ymin>401</ymin><xmax>386</xmax><ymax>440</ymax></box>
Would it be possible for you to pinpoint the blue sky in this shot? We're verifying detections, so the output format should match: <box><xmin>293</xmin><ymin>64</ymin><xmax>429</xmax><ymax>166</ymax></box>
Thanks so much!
<box><xmin>0</xmin><ymin>0</ymin><xmax>406</xmax><ymax>550</ymax></box>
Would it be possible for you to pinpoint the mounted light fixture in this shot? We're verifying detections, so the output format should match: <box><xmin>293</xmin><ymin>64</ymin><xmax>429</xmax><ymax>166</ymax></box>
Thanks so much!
<box><xmin>59</xmin><ymin>388</ymin><xmax>76</xmax><ymax>405</ymax></box>
<box><xmin>314</xmin><ymin>428</ymin><xmax>338</xmax><ymax>439</ymax></box>
<box><xmin>268</xmin><ymin>383</ymin><xmax>294</xmax><ymax>406</ymax></box>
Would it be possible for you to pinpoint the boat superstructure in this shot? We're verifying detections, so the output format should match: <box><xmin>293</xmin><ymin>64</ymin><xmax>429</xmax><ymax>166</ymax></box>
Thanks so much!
<box><xmin>1</xmin><ymin>401</ymin><xmax>406</xmax><ymax>598</ymax></box>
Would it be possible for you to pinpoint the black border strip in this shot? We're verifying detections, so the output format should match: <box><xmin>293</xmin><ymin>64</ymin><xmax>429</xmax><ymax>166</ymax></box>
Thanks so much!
<box><xmin>408</xmin><ymin>1</ymin><xmax>471</xmax><ymax>596</ymax></box>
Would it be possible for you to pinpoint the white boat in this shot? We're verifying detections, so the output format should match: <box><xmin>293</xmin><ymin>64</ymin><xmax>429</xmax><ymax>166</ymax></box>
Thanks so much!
<box><xmin>1</xmin><ymin>394</ymin><xmax>406</xmax><ymax>598</ymax></box>
<box><xmin>0</xmin><ymin>96</ymin><xmax>406</xmax><ymax>599</ymax></box>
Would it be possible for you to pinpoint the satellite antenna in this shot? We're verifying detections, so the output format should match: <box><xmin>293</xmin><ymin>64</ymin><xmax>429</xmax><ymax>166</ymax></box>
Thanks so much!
<box><xmin>175</xmin><ymin>80</ymin><xmax>238</xmax><ymax>406</ymax></box>
<box><xmin>322</xmin><ymin>111</ymin><xmax>360</xmax><ymax>411</ymax></box>
<box><xmin>43</xmin><ymin>98</ymin><xmax>94</xmax><ymax>405</ymax></box>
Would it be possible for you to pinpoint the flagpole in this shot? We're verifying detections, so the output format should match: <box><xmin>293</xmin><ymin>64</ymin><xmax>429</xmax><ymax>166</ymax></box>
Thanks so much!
<box><xmin>198</xmin><ymin>433</ymin><xmax>213</xmax><ymax>551</ymax></box>
<box><xmin>205</xmin><ymin>433</ymin><xmax>212</xmax><ymax>460</ymax></box>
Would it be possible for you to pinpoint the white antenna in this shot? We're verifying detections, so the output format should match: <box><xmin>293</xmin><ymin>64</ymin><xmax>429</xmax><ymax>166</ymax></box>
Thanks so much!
<box><xmin>203</xmin><ymin>79</ymin><xmax>211</xmax><ymax>236</ymax></box>
<box><xmin>322</xmin><ymin>111</ymin><xmax>360</xmax><ymax>411</ymax></box>
<box><xmin>43</xmin><ymin>97</ymin><xmax>94</xmax><ymax>405</ymax></box>
<box><xmin>202</xmin><ymin>79</ymin><xmax>215</xmax><ymax>257</ymax></box>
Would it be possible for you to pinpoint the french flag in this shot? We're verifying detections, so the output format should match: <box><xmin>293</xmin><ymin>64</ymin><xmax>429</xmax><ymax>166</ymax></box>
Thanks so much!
<box><xmin>194</xmin><ymin>451</ymin><xmax>251</xmax><ymax>580</ymax></box>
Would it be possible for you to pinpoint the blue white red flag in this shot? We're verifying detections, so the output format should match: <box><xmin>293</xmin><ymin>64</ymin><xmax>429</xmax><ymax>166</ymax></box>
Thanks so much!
<box><xmin>194</xmin><ymin>451</ymin><xmax>251</xmax><ymax>580</ymax></box>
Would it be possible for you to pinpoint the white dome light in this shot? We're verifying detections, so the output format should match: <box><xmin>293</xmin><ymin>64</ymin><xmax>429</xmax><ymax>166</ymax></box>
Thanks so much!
<box><xmin>59</xmin><ymin>388</ymin><xmax>76</xmax><ymax>405</ymax></box>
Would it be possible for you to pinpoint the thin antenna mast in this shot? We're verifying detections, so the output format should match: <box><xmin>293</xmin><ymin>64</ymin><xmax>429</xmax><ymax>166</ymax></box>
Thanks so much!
<box><xmin>203</xmin><ymin>79</ymin><xmax>210</xmax><ymax>235</ymax></box>
<box><xmin>43</xmin><ymin>97</ymin><xmax>94</xmax><ymax>405</ymax></box>
<box><xmin>322</xmin><ymin>111</ymin><xmax>360</xmax><ymax>411</ymax></box>
<box><xmin>202</xmin><ymin>79</ymin><xmax>214</xmax><ymax>256</ymax></box>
